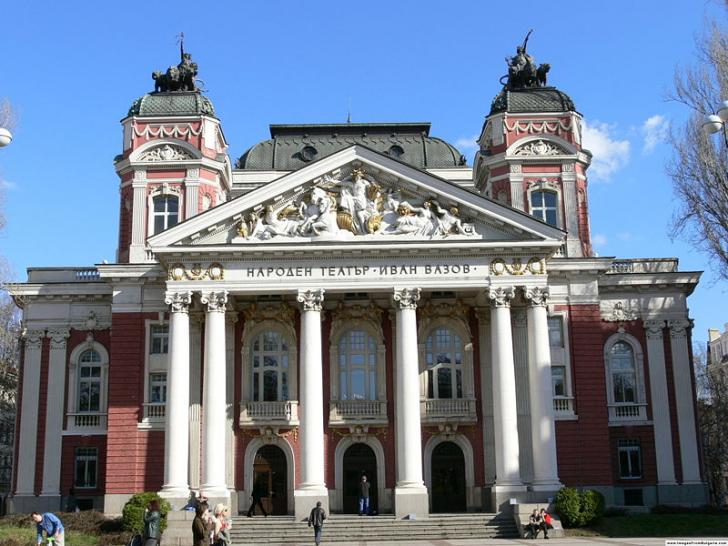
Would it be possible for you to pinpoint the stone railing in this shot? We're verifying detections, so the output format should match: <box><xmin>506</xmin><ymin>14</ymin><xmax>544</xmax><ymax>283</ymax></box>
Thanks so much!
<box><xmin>607</xmin><ymin>259</ymin><xmax>678</xmax><ymax>274</ymax></box>
<box><xmin>553</xmin><ymin>396</ymin><xmax>574</xmax><ymax>416</ymax></box>
<box><xmin>239</xmin><ymin>400</ymin><xmax>299</xmax><ymax>426</ymax></box>
<box><xmin>143</xmin><ymin>403</ymin><xmax>166</xmax><ymax>420</ymax></box>
<box><xmin>27</xmin><ymin>267</ymin><xmax>101</xmax><ymax>282</ymax></box>
<box><xmin>329</xmin><ymin>400</ymin><xmax>387</xmax><ymax>425</ymax></box>
<box><xmin>608</xmin><ymin>403</ymin><xmax>647</xmax><ymax>422</ymax></box>
<box><xmin>66</xmin><ymin>412</ymin><xmax>107</xmax><ymax>431</ymax></box>
<box><xmin>421</xmin><ymin>398</ymin><xmax>477</xmax><ymax>423</ymax></box>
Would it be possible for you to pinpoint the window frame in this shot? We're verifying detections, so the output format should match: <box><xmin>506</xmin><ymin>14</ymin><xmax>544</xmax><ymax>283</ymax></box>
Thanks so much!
<box><xmin>336</xmin><ymin>329</ymin><xmax>379</xmax><ymax>401</ymax></box>
<box><xmin>74</xmin><ymin>447</ymin><xmax>98</xmax><ymax>489</ymax></box>
<box><xmin>618</xmin><ymin>440</ymin><xmax>642</xmax><ymax>480</ymax></box>
<box><xmin>530</xmin><ymin>189</ymin><xmax>559</xmax><ymax>227</ymax></box>
<box><xmin>140</xmin><ymin>319</ymin><xmax>170</xmax><ymax>429</ymax></box>
<box><xmin>604</xmin><ymin>332</ymin><xmax>647</xmax><ymax>423</ymax></box>
<box><xmin>548</xmin><ymin>312</ymin><xmax>575</xmax><ymax>419</ymax></box>
<box><xmin>66</xmin><ymin>342</ymin><xmax>109</xmax><ymax>432</ymax></box>
<box><xmin>242</xmin><ymin>321</ymin><xmax>298</xmax><ymax>403</ymax></box>
<box><xmin>146</xmin><ymin>184</ymin><xmax>183</xmax><ymax>238</ymax></box>
<box><xmin>423</xmin><ymin>326</ymin><xmax>465</xmax><ymax>400</ymax></box>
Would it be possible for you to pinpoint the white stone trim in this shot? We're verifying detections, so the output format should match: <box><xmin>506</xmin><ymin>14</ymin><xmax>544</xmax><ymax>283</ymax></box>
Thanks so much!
<box><xmin>16</xmin><ymin>330</ymin><xmax>44</xmax><ymax>495</ymax></box>
<box><xmin>603</xmin><ymin>332</ymin><xmax>647</xmax><ymax>423</ymax></box>
<box><xmin>243</xmin><ymin>437</ymin><xmax>296</xmax><ymax>514</ymax></box>
<box><xmin>333</xmin><ymin>436</ymin><xmax>387</xmax><ymax>512</ymax></box>
<box><xmin>423</xmin><ymin>434</ymin><xmax>476</xmax><ymax>511</ymax></box>
<box><xmin>41</xmin><ymin>328</ymin><xmax>70</xmax><ymax>495</ymax></box>
<box><xmin>526</xmin><ymin>180</ymin><xmax>563</xmax><ymax>230</ymax></box>
<box><xmin>241</xmin><ymin>319</ymin><xmax>298</xmax><ymax>402</ymax></box>
<box><xmin>329</xmin><ymin>317</ymin><xmax>386</xmax><ymax>402</ymax></box>
<box><xmin>66</xmin><ymin>340</ymin><xmax>110</xmax><ymax>434</ymax></box>
<box><xmin>129</xmin><ymin>138</ymin><xmax>203</xmax><ymax>162</ymax></box>
<box><xmin>140</xmin><ymin>318</ymin><xmax>168</xmax><ymax>430</ymax></box>
<box><xmin>548</xmin><ymin>310</ymin><xmax>575</xmax><ymax>419</ymax></box>
<box><xmin>505</xmin><ymin>134</ymin><xmax>579</xmax><ymax>157</ymax></box>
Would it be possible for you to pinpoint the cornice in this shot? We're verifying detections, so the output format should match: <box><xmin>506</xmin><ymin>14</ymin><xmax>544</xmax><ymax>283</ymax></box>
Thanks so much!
<box><xmin>96</xmin><ymin>263</ymin><xmax>166</xmax><ymax>280</ymax></box>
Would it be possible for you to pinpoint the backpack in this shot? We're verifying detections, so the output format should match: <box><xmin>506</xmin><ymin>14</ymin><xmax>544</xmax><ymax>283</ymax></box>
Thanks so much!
<box><xmin>127</xmin><ymin>534</ymin><xmax>143</xmax><ymax>546</ymax></box>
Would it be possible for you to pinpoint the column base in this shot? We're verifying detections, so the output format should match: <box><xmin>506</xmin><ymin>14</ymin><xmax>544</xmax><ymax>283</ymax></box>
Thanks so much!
<box><xmin>530</xmin><ymin>481</ymin><xmax>562</xmax><ymax>493</ymax></box>
<box><xmin>8</xmin><ymin>494</ymin><xmax>60</xmax><ymax>513</ymax></box>
<box><xmin>490</xmin><ymin>483</ymin><xmax>528</xmax><ymax>514</ymax></box>
<box><xmin>159</xmin><ymin>487</ymin><xmax>193</xmax><ymax>511</ymax></box>
<box><xmin>394</xmin><ymin>485</ymin><xmax>429</xmax><ymax>520</ymax></box>
<box><xmin>199</xmin><ymin>486</ymin><xmax>231</xmax><ymax>510</ymax></box>
<box><xmin>294</xmin><ymin>487</ymin><xmax>329</xmax><ymax>521</ymax></box>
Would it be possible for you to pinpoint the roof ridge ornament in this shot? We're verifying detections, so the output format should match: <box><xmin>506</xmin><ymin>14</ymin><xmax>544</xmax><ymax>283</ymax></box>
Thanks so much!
<box><xmin>499</xmin><ymin>30</ymin><xmax>551</xmax><ymax>91</ymax></box>
<box><xmin>151</xmin><ymin>33</ymin><xmax>202</xmax><ymax>93</ymax></box>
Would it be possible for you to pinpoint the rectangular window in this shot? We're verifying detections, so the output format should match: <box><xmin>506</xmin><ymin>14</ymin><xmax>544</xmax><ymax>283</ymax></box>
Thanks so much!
<box><xmin>551</xmin><ymin>365</ymin><xmax>566</xmax><ymax>397</ymax></box>
<box><xmin>548</xmin><ymin>317</ymin><xmax>564</xmax><ymax>348</ymax></box>
<box><xmin>149</xmin><ymin>373</ymin><xmax>167</xmax><ymax>404</ymax></box>
<box><xmin>78</xmin><ymin>366</ymin><xmax>102</xmax><ymax>412</ymax></box>
<box><xmin>150</xmin><ymin>325</ymin><xmax>169</xmax><ymax>355</ymax></box>
<box><xmin>618</xmin><ymin>440</ymin><xmax>641</xmax><ymax>479</ymax></box>
<box><xmin>74</xmin><ymin>447</ymin><xmax>98</xmax><ymax>488</ymax></box>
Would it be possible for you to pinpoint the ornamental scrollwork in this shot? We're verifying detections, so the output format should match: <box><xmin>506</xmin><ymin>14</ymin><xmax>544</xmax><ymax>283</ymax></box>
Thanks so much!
<box><xmin>201</xmin><ymin>291</ymin><xmax>228</xmax><ymax>313</ymax></box>
<box><xmin>23</xmin><ymin>329</ymin><xmax>45</xmax><ymax>350</ymax></box>
<box><xmin>602</xmin><ymin>301</ymin><xmax>639</xmax><ymax>322</ymax></box>
<box><xmin>297</xmin><ymin>289</ymin><xmax>325</xmax><ymax>312</ymax></box>
<box><xmin>523</xmin><ymin>286</ymin><xmax>549</xmax><ymax>307</ymax></box>
<box><xmin>513</xmin><ymin>139</ymin><xmax>564</xmax><ymax>157</ymax></box>
<box><xmin>668</xmin><ymin>319</ymin><xmax>691</xmax><ymax>339</ymax></box>
<box><xmin>393</xmin><ymin>288</ymin><xmax>421</xmax><ymax>310</ymax></box>
<box><xmin>243</xmin><ymin>303</ymin><xmax>296</xmax><ymax>325</ymax></box>
<box><xmin>138</xmin><ymin>144</ymin><xmax>193</xmax><ymax>162</ymax></box>
<box><xmin>168</xmin><ymin>262</ymin><xmax>225</xmax><ymax>281</ymax></box>
<box><xmin>643</xmin><ymin>320</ymin><xmax>666</xmax><ymax>340</ymax></box>
<box><xmin>47</xmin><ymin>328</ymin><xmax>70</xmax><ymax>350</ymax></box>
<box><xmin>489</xmin><ymin>257</ymin><xmax>546</xmax><ymax>276</ymax></box>
<box><xmin>165</xmin><ymin>291</ymin><xmax>193</xmax><ymax>314</ymax></box>
<box><xmin>488</xmin><ymin>286</ymin><xmax>515</xmax><ymax>308</ymax></box>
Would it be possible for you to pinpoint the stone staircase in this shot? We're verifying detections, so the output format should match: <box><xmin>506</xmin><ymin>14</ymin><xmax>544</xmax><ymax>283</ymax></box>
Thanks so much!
<box><xmin>227</xmin><ymin>513</ymin><xmax>519</xmax><ymax>544</ymax></box>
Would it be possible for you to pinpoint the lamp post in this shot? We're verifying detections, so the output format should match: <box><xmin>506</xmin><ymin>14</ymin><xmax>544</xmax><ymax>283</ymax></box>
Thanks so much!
<box><xmin>0</xmin><ymin>127</ymin><xmax>11</xmax><ymax>148</ymax></box>
<box><xmin>703</xmin><ymin>100</ymin><xmax>728</xmax><ymax>148</ymax></box>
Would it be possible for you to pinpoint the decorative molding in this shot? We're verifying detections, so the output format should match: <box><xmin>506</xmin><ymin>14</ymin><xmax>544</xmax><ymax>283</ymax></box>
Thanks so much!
<box><xmin>643</xmin><ymin>320</ymin><xmax>666</xmax><ymax>340</ymax></box>
<box><xmin>668</xmin><ymin>319</ymin><xmax>691</xmax><ymax>339</ymax></box>
<box><xmin>165</xmin><ymin>291</ymin><xmax>193</xmax><ymax>314</ymax></box>
<box><xmin>601</xmin><ymin>300</ymin><xmax>639</xmax><ymax>322</ymax></box>
<box><xmin>139</xmin><ymin>144</ymin><xmax>193</xmax><ymax>162</ymax></box>
<box><xmin>242</xmin><ymin>303</ymin><xmax>296</xmax><ymax>325</ymax></box>
<box><xmin>489</xmin><ymin>257</ymin><xmax>546</xmax><ymax>276</ymax></box>
<box><xmin>510</xmin><ymin>164</ymin><xmax>522</xmax><ymax>174</ymax></box>
<box><xmin>527</xmin><ymin>178</ymin><xmax>560</xmax><ymax>192</ymax></box>
<box><xmin>562</xmin><ymin>163</ymin><xmax>575</xmax><ymax>173</ymax></box>
<box><xmin>132</xmin><ymin>123</ymin><xmax>202</xmax><ymax>141</ymax></box>
<box><xmin>488</xmin><ymin>286</ymin><xmax>515</xmax><ymax>308</ymax></box>
<box><xmin>201</xmin><ymin>291</ymin><xmax>228</xmax><ymax>313</ymax></box>
<box><xmin>47</xmin><ymin>328</ymin><xmax>70</xmax><ymax>350</ymax></box>
<box><xmin>504</xmin><ymin>118</ymin><xmax>575</xmax><ymax>137</ymax></box>
<box><xmin>297</xmin><ymin>289</ymin><xmax>324</xmax><ymax>312</ymax></box>
<box><xmin>418</xmin><ymin>299</ymin><xmax>469</xmax><ymax>321</ymax></box>
<box><xmin>187</xmin><ymin>167</ymin><xmax>200</xmax><ymax>179</ymax></box>
<box><xmin>331</xmin><ymin>302</ymin><xmax>382</xmax><ymax>326</ymax></box>
<box><xmin>168</xmin><ymin>262</ymin><xmax>225</xmax><ymax>281</ymax></box>
<box><xmin>513</xmin><ymin>139</ymin><xmax>564</xmax><ymax>157</ymax></box>
<box><xmin>393</xmin><ymin>288</ymin><xmax>421</xmax><ymax>310</ymax></box>
<box><xmin>23</xmin><ymin>329</ymin><xmax>45</xmax><ymax>350</ymax></box>
<box><xmin>523</xmin><ymin>286</ymin><xmax>549</xmax><ymax>307</ymax></box>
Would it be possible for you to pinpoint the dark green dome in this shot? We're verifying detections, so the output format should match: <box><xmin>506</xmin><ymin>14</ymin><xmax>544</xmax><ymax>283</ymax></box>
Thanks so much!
<box><xmin>128</xmin><ymin>91</ymin><xmax>216</xmax><ymax>118</ymax></box>
<box><xmin>489</xmin><ymin>86</ymin><xmax>576</xmax><ymax>115</ymax></box>
<box><xmin>237</xmin><ymin>123</ymin><xmax>467</xmax><ymax>170</ymax></box>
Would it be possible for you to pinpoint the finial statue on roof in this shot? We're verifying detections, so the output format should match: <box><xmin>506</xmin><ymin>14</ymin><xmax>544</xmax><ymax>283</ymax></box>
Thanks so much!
<box><xmin>151</xmin><ymin>32</ymin><xmax>201</xmax><ymax>93</ymax></box>
<box><xmin>500</xmin><ymin>30</ymin><xmax>551</xmax><ymax>90</ymax></box>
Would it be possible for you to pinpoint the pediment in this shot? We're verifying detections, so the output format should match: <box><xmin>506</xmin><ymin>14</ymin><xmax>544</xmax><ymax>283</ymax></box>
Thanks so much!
<box><xmin>148</xmin><ymin>145</ymin><xmax>564</xmax><ymax>251</ymax></box>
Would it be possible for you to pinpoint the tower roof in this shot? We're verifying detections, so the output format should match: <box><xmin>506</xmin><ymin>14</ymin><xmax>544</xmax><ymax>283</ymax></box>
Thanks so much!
<box><xmin>127</xmin><ymin>91</ymin><xmax>216</xmax><ymax>118</ymax></box>
<box><xmin>489</xmin><ymin>87</ymin><xmax>576</xmax><ymax>116</ymax></box>
<box><xmin>237</xmin><ymin>122</ymin><xmax>467</xmax><ymax>170</ymax></box>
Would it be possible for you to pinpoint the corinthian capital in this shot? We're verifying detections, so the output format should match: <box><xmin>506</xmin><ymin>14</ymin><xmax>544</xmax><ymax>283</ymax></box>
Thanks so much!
<box><xmin>393</xmin><ymin>288</ymin><xmax>420</xmax><ymax>310</ymax></box>
<box><xmin>643</xmin><ymin>320</ymin><xmax>666</xmax><ymax>340</ymax></box>
<box><xmin>488</xmin><ymin>286</ymin><xmax>515</xmax><ymax>308</ymax></box>
<box><xmin>668</xmin><ymin>319</ymin><xmax>691</xmax><ymax>339</ymax></box>
<box><xmin>47</xmin><ymin>328</ymin><xmax>71</xmax><ymax>350</ymax></box>
<box><xmin>165</xmin><ymin>291</ymin><xmax>193</xmax><ymax>314</ymax></box>
<box><xmin>23</xmin><ymin>329</ymin><xmax>45</xmax><ymax>350</ymax></box>
<box><xmin>201</xmin><ymin>291</ymin><xmax>228</xmax><ymax>313</ymax></box>
<box><xmin>297</xmin><ymin>289</ymin><xmax>325</xmax><ymax>312</ymax></box>
<box><xmin>523</xmin><ymin>286</ymin><xmax>549</xmax><ymax>307</ymax></box>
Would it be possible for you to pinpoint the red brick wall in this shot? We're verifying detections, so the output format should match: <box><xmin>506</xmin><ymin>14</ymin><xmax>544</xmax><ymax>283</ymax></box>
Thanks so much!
<box><xmin>608</xmin><ymin>426</ymin><xmax>657</xmax><ymax>484</ymax></box>
<box><xmin>33</xmin><ymin>338</ymin><xmax>50</xmax><ymax>494</ymax></box>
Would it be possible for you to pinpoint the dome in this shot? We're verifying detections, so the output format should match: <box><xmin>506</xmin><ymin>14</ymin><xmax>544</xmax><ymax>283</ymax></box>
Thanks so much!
<box><xmin>489</xmin><ymin>86</ymin><xmax>576</xmax><ymax>115</ymax></box>
<box><xmin>127</xmin><ymin>91</ymin><xmax>216</xmax><ymax>118</ymax></box>
<box><xmin>237</xmin><ymin>123</ymin><xmax>467</xmax><ymax>170</ymax></box>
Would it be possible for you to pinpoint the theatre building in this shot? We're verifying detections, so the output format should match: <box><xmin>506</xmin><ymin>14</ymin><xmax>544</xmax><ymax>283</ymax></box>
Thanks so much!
<box><xmin>8</xmin><ymin>49</ymin><xmax>707</xmax><ymax>518</ymax></box>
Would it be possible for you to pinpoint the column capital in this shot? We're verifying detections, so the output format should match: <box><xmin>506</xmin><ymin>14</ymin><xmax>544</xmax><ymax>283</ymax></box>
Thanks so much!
<box><xmin>393</xmin><ymin>287</ymin><xmax>420</xmax><ymax>310</ymax></box>
<box><xmin>297</xmin><ymin>289</ymin><xmax>325</xmax><ymax>312</ymax></box>
<box><xmin>165</xmin><ymin>291</ymin><xmax>193</xmax><ymax>314</ymax></box>
<box><xmin>643</xmin><ymin>320</ymin><xmax>667</xmax><ymax>340</ymax></box>
<box><xmin>488</xmin><ymin>286</ymin><xmax>515</xmax><ymax>308</ymax></box>
<box><xmin>523</xmin><ymin>286</ymin><xmax>549</xmax><ymax>307</ymax></box>
<box><xmin>201</xmin><ymin>291</ymin><xmax>229</xmax><ymax>313</ymax></box>
<box><xmin>668</xmin><ymin>319</ymin><xmax>691</xmax><ymax>339</ymax></box>
<box><xmin>23</xmin><ymin>329</ymin><xmax>45</xmax><ymax>350</ymax></box>
<box><xmin>47</xmin><ymin>328</ymin><xmax>71</xmax><ymax>350</ymax></box>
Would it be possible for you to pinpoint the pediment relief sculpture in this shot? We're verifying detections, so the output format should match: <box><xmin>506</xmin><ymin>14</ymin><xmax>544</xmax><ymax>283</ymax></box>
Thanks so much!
<box><xmin>235</xmin><ymin>168</ymin><xmax>478</xmax><ymax>242</ymax></box>
<box><xmin>513</xmin><ymin>139</ymin><xmax>565</xmax><ymax>157</ymax></box>
<box><xmin>138</xmin><ymin>143</ymin><xmax>193</xmax><ymax>162</ymax></box>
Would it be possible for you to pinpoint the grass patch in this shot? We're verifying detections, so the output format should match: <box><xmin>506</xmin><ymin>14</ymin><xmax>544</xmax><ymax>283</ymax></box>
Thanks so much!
<box><xmin>0</xmin><ymin>512</ymin><xmax>126</xmax><ymax>546</ymax></box>
<box><xmin>564</xmin><ymin>513</ymin><xmax>728</xmax><ymax>537</ymax></box>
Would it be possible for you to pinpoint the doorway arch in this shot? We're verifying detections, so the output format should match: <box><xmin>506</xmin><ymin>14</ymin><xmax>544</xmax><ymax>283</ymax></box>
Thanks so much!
<box><xmin>244</xmin><ymin>437</ymin><xmax>294</xmax><ymax>515</ymax></box>
<box><xmin>251</xmin><ymin>445</ymin><xmax>287</xmax><ymax>515</ymax></box>
<box><xmin>342</xmin><ymin>443</ymin><xmax>378</xmax><ymax>514</ymax></box>
<box><xmin>430</xmin><ymin>441</ymin><xmax>466</xmax><ymax>513</ymax></box>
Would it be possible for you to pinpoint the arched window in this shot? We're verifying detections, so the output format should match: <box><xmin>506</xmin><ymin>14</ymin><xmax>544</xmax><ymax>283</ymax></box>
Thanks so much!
<box><xmin>152</xmin><ymin>195</ymin><xmax>179</xmax><ymax>234</ymax></box>
<box><xmin>609</xmin><ymin>341</ymin><xmax>637</xmax><ymax>403</ymax></box>
<box><xmin>425</xmin><ymin>327</ymin><xmax>463</xmax><ymax>399</ymax></box>
<box><xmin>251</xmin><ymin>330</ymin><xmax>289</xmax><ymax>402</ymax></box>
<box><xmin>338</xmin><ymin>329</ymin><xmax>377</xmax><ymax>401</ymax></box>
<box><xmin>78</xmin><ymin>349</ymin><xmax>102</xmax><ymax>412</ymax></box>
<box><xmin>530</xmin><ymin>190</ymin><xmax>558</xmax><ymax>226</ymax></box>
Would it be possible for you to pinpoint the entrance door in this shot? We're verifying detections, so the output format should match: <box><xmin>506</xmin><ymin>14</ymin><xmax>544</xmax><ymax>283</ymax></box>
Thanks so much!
<box><xmin>252</xmin><ymin>445</ymin><xmax>288</xmax><ymax>515</ymax></box>
<box><xmin>431</xmin><ymin>441</ymin><xmax>466</xmax><ymax>513</ymax></box>
<box><xmin>342</xmin><ymin>443</ymin><xmax>378</xmax><ymax>514</ymax></box>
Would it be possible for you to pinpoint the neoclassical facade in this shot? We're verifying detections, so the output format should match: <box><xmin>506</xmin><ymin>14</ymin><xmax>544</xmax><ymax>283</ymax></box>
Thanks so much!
<box><xmin>9</xmin><ymin>50</ymin><xmax>707</xmax><ymax>517</ymax></box>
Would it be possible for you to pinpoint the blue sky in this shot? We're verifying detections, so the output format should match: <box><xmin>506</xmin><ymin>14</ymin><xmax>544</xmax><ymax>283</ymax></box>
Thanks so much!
<box><xmin>0</xmin><ymin>0</ymin><xmax>725</xmax><ymax>344</ymax></box>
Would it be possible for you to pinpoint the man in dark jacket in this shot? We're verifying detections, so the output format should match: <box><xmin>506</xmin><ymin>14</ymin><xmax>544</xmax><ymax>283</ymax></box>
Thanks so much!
<box><xmin>307</xmin><ymin>501</ymin><xmax>326</xmax><ymax>546</ymax></box>
<box><xmin>247</xmin><ymin>478</ymin><xmax>269</xmax><ymax>517</ymax></box>
<box><xmin>359</xmin><ymin>475</ymin><xmax>370</xmax><ymax>515</ymax></box>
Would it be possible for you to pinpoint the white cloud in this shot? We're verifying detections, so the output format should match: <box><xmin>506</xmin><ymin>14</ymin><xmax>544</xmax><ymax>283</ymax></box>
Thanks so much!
<box><xmin>0</xmin><ymin>178</ymin><xmax>16</xmax><ymax>190</ymax></box>
<box><xmin>641</xmin><ymin>114</ymin><xmax>669</xmax><ymax>154</ymax></box>
<box><xmin>581</xmin><ymin>121</ymin><xmax>630</xmax><ymax>182</ymax></box>
<box><xmin>455</xmin><ymin>135</ymin><xmax>479</xmax><ymax>153</ymax></box>
<box><xmin>617</xmin><ymin>231</ymin><xmax>632</xmax><ymax>241</ymax></box>
<box><xmin>592</xmin><ymin>233</ymin><xmax>608</xmax><ymax>247</ymax></box>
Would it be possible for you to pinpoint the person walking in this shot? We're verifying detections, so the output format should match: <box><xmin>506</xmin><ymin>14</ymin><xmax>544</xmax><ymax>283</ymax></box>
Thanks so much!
<box><xmin>307</xmin><ymin>501</ymin><xmax>326</xmax><ymax>546</ymax></box>
<box><xmin>31</xmin><ymin>512</ymin><xmax>64</xmax><ymax>546</ymax></box>
<box><xmin>192</xmin><ymin>504</ymin><xmax>208</xmax><ymax>546</ymax></box>
<box><xmin>358</xmin><ymin>475</ymin><xmax>370</xmax><ymax>516</ymax></box>
<box><xmin>143</xmin><ymin>499</ymin><xmax>162</xmax><ymax>546</ymax></box>
<box><xmin>246</xmin><ymin>478</ymin><xmax>268</xmax><ymax>517</ymax></box>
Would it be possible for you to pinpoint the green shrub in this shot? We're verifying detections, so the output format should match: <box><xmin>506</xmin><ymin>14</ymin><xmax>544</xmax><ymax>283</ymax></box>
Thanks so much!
<box><xmin>121</xmin><ymin>493</ymin><xmax>171</xmax><ymax>534</ymax></box>
<box><xmin>555</xmin><ymin>487</ymin><xmax>605</xmax><ymax>527</ymax></box>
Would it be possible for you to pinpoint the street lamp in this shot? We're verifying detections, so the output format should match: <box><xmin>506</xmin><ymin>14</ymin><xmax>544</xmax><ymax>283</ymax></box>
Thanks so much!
<box><xmin>0</xmin><ymin>127</ymin><xmax>11</xmax><ymax>148</ymax></box>
<box><xmin>703</xmin><ymin>100</ymin><xmax>728</xmax><ymax>148</ymax></box>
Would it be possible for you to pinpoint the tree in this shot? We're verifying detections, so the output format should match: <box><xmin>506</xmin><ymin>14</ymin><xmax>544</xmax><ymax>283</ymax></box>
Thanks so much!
<box><xmin>695</xmin><ymin>342</ymin><xmax>728</xmax><ymax>507</ymax></box>
<box><xmin>668</xmin><ymin>21</ymin><xmax>728</xmax><ymax>279</ymax></box>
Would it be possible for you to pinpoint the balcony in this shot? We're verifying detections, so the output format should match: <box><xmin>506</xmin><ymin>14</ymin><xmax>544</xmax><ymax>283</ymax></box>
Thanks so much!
<box><xmin>608</xmin><ymin>403</ymin><xmax>648</xmax><ymax>423</ymax></box>
<box><xmin>65</xmin><ymin>412</ymin><xmax>107</xmax><ymax>434</ymax></box>
<box><xmin>329</xmin><ymin>400</ymin><xmax>388</xmax><ymax>426</ymax></box>
<box><xmin>239</xmin><ymin>400</ymin><xmax>299</xmax><ymax>427</ymax></box>
<box><xmin>143</xmin><ymin>403</ymin><xmax>166</xmax><ymax>420</ymax></box>
<box><xmin>27</xmin><ymin>267</ymin><xmax>101</xmax><ymax>282</ymax></box>
<box><xmin>421</xmin><ymin>398</ymin><xmax>477</xmax><ymax>424</ymax></box>
<box><xmin>607</xmin><ymin>259</ymin><xmax>678</xmax><ymax>274</ymax></box>
<box><xmin>553</xmin><ymin>396</ymin><xmax>575</xmax><ymax>418</ymax></box>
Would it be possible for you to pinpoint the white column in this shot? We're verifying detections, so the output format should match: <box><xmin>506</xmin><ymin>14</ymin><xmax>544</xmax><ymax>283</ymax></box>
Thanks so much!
<box><xmin>200</xmin><ymin>291</ymin><xmax>229</xmax><ymax>498</ymax></box>
<box><xmin>16</xmin><ymin>329</ymin><xmax>44</xmax><ymax>496</ymax></box>
<box><xmin>393</xmin><ymin>288</ymin><xmax>428</xmax><ymax>519</ymax></box>
<box><xmin>225</xmin><ymin>312</ymin><xmax>237</xmax><ymax>492</ymax></box>
<box><xmin>188</xmin><ymin>314</ymin><xmax>203</xmax><ymax>489</ymax></box>
<box><xmin>524</xmin><ymin>287</ymin><xmax>561</xmax><ymax>489</ymax></box>
<box><xmin>185</xmin><ymin>172</ymin><xmax>200</xmax><ymax>219</ymax></box>
<box><xmin>41</xmin><ymin>329</ymin><xmax>70</xmax><ymax>497</ymax></box>
<box><xmin>489</xmin><ymin>286</ymin><xmax>523</xmax><ymax>487</ymax></box>
<box><xmin>294</xmin><ymin>289</ymin><xmax>328</xmax><ymax>520</ymax></box>
<box><xmin>161</xmin><ymin>291</ymin><xmax>192</xmax><ymax>498</ymax></box>
<box><xmin>129</xmin><ymin>172</ymin><xmax>148</xmax><ymax>262</ymax></box>
<box><xmin>668</xmin><ymin>319</ymin><xmax>701</xmax><ymax>483</ymax></box>
<box><xmin>643</xmin><ymin>320</ymin><xmax>677</xmax><ymax>485</ymax></box>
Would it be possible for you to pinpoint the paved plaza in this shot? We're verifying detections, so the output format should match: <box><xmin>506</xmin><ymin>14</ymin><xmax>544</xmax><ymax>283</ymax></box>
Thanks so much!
<box><xmin>237</xmin><ymin>538</ymin><xmax>728</xmax><ymax>546</ymax></box>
